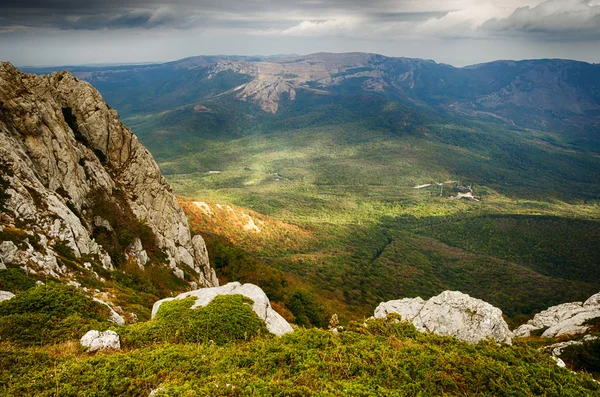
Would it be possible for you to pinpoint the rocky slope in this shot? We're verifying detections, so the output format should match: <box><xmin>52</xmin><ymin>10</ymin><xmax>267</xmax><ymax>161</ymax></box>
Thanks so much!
<box><xmin>0</xmin><ymin>62</ymin><xmax>217</xmax><ymax>287</ymax></box>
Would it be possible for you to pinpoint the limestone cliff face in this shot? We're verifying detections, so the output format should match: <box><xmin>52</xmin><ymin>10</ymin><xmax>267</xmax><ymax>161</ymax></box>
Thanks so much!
<box><xmin>0</xmin><ymin>62</ymin><xmax>217</xmax><ymax>287</ymax></box>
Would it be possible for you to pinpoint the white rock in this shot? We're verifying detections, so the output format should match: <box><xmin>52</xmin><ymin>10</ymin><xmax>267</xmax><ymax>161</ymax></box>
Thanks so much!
<box><xmin>0</xmin><ymin>259</ymin><xmax>5</xmax><ymax>270</ymax></box>
<box><xmin>173</xmin><ymin>267</ymin><xmax>185</xmax><ymax>280</ymax></box>
<box><xmin>93</xmin><ymin>216</ymin><xmax>113</xmax><ymax>232</ymax></box>
<box><xmin>547</xmin><ymin>335</ymin><xmax>598</xmax><ymax>357</ymax></box>
<box><xmin>80</xmin><ymin>330</ymin><xmax>120</xmax><ymax>352</ymax></box>
<box><xmin>93</xmin><ymin>298</ymin><xmax>126</xmax><ymax>325</ymax></box>
<box><xmin>0</xmin><ymin>241</ymin><xmax>19</xmax><ymax>265</ymax></box>
<box><xmin>374</xmin><ymin>297</ymin><xmax>425</xmax><ymax>320</ymax></box>
<box><xmin>192</xmin><ymin>235</ymin><xmax>218</xmax><ymax>287</ymax></box>
<box><xmin>0</xmin><ymin>290</ymin><xmax>15</xmax><ymax>302</ymax></box>
<box><xmin>552</xmin><ymin>356</ymin><xmax>567</xmax><ymax>368</ymax></box>
<box><xmin>513</xmin><ymin>324</ymin><xmax>538</xmax><ymax>338</ymax></box>
<box><xmin>148</xmin><ymin>387</ymin><xmax>164</xmax><ymax>397</ymax></box>
<box><xmin>514</xmin><ymin>292</ymin><xmax>600</xmax><ymax>338</ymax></box>
<box><xmin>375</xmin><ymin>291</ymin><xmax>513</xmax><ymax>344</ymax></box>
<box><xmin>151</xmin><ymin>282</ymin><xmax>293</xmax><ymax>336</ymax></box>
<box><xmin>126</xmin><ymin>238</ymin><xmax>148</xmax><ymax>268</ymax></box>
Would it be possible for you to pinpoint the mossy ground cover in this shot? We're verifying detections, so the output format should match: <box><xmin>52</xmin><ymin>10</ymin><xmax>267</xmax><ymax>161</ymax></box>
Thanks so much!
<box><xmin>0</xmin><ymin>283</ymin><xmax>110</xmax><ymax>347</ymax></box>
<box><xmin>1</xmin><ymin>317</ymin><xmax>598</xmax><ymax>396</ymax></box>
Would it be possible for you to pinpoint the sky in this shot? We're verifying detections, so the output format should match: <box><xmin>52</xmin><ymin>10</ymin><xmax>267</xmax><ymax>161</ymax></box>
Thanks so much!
<box><xmin>1</xmin><ymin>0</ymin><xmax>599</xmax><ymax>67</ymax></box>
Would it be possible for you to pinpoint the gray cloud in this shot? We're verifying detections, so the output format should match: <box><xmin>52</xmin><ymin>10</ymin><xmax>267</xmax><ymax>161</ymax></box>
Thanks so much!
<box><xmin>1</xmin><ymin>0</ymin><xmax>600</xmax><ymax>67</ymax></box>
<box><xmin>483</xmin><ymin>0</ymin><xmax>600</xmax><ymax>40</ymax></box>
<box><xmin>0</xmin><ymin>0</ymin><xmax>465</xmax><ymax>31</ymax></box>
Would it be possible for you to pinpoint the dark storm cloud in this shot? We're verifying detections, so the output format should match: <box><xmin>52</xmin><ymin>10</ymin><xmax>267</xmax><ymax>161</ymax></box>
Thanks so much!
<box><xmin>0</xmin><ymin>0</ymin><xmax>434</xmax><ymax>31</ymax></box>
<box><xmin>0</xmin><ymin>0</ymin><xmax>599</xmax><ymax>41</ymax></box>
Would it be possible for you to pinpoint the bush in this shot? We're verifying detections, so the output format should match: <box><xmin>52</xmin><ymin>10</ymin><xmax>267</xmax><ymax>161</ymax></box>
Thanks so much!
<box><xmin>561</xmin><ymin>338</ymin><xmax>600</xmax><ymax>375</ymax></box>
<box><xmin>0</xmin><ymin>268</ymin><xmax>36</xmax><ymax>293</ymax></box>
<box><xmin>0</xmin><ymin>283</ymin><xmax>110</xmax><ymax>346</ymax></box>
<box><xmin>121</xmin><ymin>294</ymin><xmax>269</xmax><ymax>347</ymax></box>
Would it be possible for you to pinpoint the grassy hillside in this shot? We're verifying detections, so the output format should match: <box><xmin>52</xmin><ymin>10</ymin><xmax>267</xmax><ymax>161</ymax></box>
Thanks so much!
<box><xmin>2</xmin><ymin>314</ymin><xmax>598</xmax><ymax>396</ymax></box>
<box><xmin>140</xmin><ymin>92</ymin><xmax>600</xmax><ymax>325</ymax></box>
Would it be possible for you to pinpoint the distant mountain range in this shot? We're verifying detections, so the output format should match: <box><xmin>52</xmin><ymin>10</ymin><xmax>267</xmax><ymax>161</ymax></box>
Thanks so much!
<box><xmin>23</xmin><ymin>52</ymin><xmax>600</xmax><ymax>135</ymax></box>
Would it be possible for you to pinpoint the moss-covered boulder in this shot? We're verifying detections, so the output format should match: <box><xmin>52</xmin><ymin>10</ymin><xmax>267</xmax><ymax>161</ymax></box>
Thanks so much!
<box><xmin>121</xmin><ymin>294</ymin><xmax>269</xmax><ymax>347</ymax></box>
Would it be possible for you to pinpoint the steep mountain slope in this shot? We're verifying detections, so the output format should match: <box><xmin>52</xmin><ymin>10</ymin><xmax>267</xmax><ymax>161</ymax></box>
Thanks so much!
<box><xmin>0</xmin><ymin>62</ymin><xmax>217</xmax><ymax>305</ymax></box>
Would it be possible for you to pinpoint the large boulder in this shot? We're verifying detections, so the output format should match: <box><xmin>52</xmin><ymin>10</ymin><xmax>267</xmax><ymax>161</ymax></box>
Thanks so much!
<box><xmin>152</xmin><ymin>282</ymin><xmax>293</xmax><ymax>336</ymax></box>
<box><xmin>80</xmin><ymin>330</ymin><xmax>121</xmax><ymax>352</ymax></box>
<box><xmin>514</xmin><ymin>292</ymin><xmax>600</xmax><ymax>338</ymax></box>
<box><xmin>375</xmin><ymin>291</ymin><xmax>513</xmax><ymax>344</ymax></box>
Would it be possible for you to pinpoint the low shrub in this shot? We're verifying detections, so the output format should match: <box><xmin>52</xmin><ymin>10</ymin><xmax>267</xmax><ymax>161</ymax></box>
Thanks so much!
<box><xmin>0</xmin><ymin>283</ymin><xmax>110</xmax><ymax>346</ymax></box>
<box><xmin>120</xmin><ymin>294</ymin><xmax>269</xmax><ymax>347</ymax></box>
<box><xmin>0</xmin><ymin>268</ymin><xmax>36</xmax><ymax>293</ymax></box>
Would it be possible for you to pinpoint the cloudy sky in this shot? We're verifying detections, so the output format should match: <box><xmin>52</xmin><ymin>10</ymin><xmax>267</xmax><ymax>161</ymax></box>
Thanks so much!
<box><xmin>1</xmin><ymin>0</ymin><xmax>599</xmax><ymax>67</ymax></box>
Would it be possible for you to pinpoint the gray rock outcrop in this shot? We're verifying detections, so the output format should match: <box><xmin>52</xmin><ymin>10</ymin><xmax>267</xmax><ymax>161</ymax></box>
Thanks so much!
<box><xmin>80</xmin><ymin>330</ymin><xmax>120</xmax><ymax>352</ymax></box>
<box><xmin>375</xmin><ymin>291</ymin><xmax>513</xmax><ymax>344</ymax></box>
<box><xmin>514</xmin><ymin>292</ymin><xmax>600</xmax><ymax>338</ymax></box>
<box><xmin>0</xmin><ymin>290</ymin><xmax>15</xmax><ymax>302</ymax></box>
<box><xmin>151</xmin><ymin>282</ymin><xmax>293</xmax><ymax>336</ymax></box>
<box><xmin>236</xmin><ymin>77</ymin><xmax>296</xmax><ymax>113</ymax></box>
<box><xmin>0</xmin><ymin>62</ymin><xmax>217</xmax><ymax>286</ymax></box>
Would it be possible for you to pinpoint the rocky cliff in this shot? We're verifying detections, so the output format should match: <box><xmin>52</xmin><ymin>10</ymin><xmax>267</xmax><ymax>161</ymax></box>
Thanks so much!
<box><xmin>0</xmin><ymin>62</ymin><xmax>217</xmax><ymax>287</ymax></box>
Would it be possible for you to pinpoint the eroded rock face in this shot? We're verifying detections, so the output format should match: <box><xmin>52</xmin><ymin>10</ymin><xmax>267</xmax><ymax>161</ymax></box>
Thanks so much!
<box><xmin>80</xmin><ymin>330</ymin><xmax>120</xmax><ymax>352</ymax></box>
<box><xmin>0</xmin><ymin>62</ymin><xmax>217</xmax><ymax>287</ymax></box>
<box><xmin>151</xmin><ymin>282</ymin><xmax>293</xmax><ymax>336</ymax></box>
<box><xmin>236</xmin><ymin>77</ymin><xmax>296</xmax><ymax>113</ymax></box>
<box><xmin>514</xmin><ymin>292</ymin><xmax>600</xmax><ymax>338</ymax></box>
<box><xmin>375</xmin><ymin>291</ymin><xmax>513</xmax><ymax>344</ymax></box>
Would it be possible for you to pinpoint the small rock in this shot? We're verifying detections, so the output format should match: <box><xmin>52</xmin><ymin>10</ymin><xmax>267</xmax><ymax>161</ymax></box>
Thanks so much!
<box><xmin>148</xmin><ymin>387</ymin><xmax>164</xmax><ymax>397</ymax></box>
<box><xmin>80</xmin><ymin>330</ymin><xmax>120</xmax><ymax>352</ymax></box>
<box><xmin>552</xmin><ymin>356</ymin><xmax>567</xmax><ymax>368</ymax></box>
<box><xmin>126</xmin><ymin>238</ymin><xmax>148</xmax><ymax>268</ymax></box>
<box><xmin>35</xmin><ymin>280</ymin><xmax>44</xmax><ymax>286</ymax></box>
<box><xmin>93</xmin><ymin>216</ymin><xmax>113</xmax><ymax>232</ymax></box>
<box><xmin>0</xmin><ymin>241</ymin><xmax>19</xmax><ymax>265</ymax></box>
<box><xmin>0</xmin><ymin>290</ymin><xmax>15</xmax><ymax>302</ymax></box>
<box><xmin>93</xmin><ymin>298</ymin><xmax>126</xmax><ymax>325</ymax></box>
<box><xmin>173</xmin><ymin>267</ymin><xmax>185</xmax><ymax>280</ymax></box>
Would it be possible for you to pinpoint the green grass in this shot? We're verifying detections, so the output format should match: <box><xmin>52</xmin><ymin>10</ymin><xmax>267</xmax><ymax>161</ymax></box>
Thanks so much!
<box><xmin>155</xmin><ymin>117</ymin><xmax>600</xmax><ymax>324</ymax></box>
<box><xmin>0</xmin><ymin>283</ymin><xmax>110</xmax><ymax>347</ymax></box>
<box><xmin>1</xmin><ymin>316</ymin><xmax>598</xmax><ymax>396</ymax></box>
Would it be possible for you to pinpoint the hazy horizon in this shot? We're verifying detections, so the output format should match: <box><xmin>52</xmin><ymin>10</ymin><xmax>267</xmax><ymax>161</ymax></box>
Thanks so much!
<box><xmin>12</xmin><ymin>51</ymin><xmax>600</xmax><ymax>69</ymax></box>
